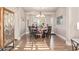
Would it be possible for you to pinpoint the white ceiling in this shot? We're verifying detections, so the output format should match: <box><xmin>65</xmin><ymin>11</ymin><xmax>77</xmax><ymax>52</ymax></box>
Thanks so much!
<box><xmin>23</xmin><ymin>7</ymin><xmax>58</xmax><ymax>12</ymax></box>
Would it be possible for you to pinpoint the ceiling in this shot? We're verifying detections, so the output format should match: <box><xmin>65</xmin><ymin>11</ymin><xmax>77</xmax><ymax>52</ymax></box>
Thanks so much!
<box><xmin>23</xmin><ymin>7</ymin><xmax>58</xmax><ymax>12</ymax></box>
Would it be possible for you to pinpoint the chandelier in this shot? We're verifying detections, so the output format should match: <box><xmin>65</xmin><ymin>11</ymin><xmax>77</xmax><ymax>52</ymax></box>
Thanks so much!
<box><xmin>36</xmin><ymin>11</ymin><xmax>45</xmax><ymax>18</ymax></box>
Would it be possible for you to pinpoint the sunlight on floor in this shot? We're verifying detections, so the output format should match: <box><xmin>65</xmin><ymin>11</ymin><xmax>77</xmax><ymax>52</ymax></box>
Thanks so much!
<box><xmin>13</xmin><ymin>38</ymin><xmax>50</xmax><ymax>51</ymax></box>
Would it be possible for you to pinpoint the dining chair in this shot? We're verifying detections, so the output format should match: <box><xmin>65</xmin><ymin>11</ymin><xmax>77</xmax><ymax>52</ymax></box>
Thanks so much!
<box><xmin>46</xmin><ymin>26</ymin><xmax>52</xmax><ymax>38</ymax></box>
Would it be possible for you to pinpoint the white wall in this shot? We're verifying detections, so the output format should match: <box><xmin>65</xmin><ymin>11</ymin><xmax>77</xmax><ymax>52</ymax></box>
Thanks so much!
<box><xmin>55</xmin><ymin>7</ymin><xmax>79</xmax><ymax>45</ymax></box>
<box><xmin>70</xmin><ymin>8</ymin><xmax>79</xmax><ymax>38</ymax></box>
<box><xmin>65</xmin><ymin>7</ymin><xmax>79</xmax><ymax>45</ymax></box>
<box><xmin>18</xmin><ymin>8</ymin><xmax>26</xmax><ymax>37</ymax></box>
<box><xmin>55</xmin><ymin>7</ymin><xmax>66</xmax><ymax>40</ymax></box>
<box><xmin>54</xmin><ymin>7</ymin><xmax>73</xmax><ymax>45</ymax></box>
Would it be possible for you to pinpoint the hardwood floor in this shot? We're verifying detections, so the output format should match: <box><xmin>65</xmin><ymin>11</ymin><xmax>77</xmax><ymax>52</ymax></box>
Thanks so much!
<box><xmin>12</xmin><ymin>34</ymin><xmax>72</xmax><ymax>51</ymax></box>
<box><xmin>54</xmin><ymin>36</ymin><xmax>72</xmax><ymax>51</ymax></box>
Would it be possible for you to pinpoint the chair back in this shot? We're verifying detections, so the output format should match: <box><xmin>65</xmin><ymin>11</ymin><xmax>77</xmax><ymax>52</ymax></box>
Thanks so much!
<box><xmin>48</xmin><ymin>26</ymin><xmax>52</xmax><ymax>35</ymax></box>
<box><xmin>28</xmin><ymin>26</ymin><xmax>32</xmax><ymax>34</ymax></box>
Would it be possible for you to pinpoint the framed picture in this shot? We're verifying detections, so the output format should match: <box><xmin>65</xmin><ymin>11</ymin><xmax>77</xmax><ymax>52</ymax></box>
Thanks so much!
<box><xmin>57</xmin><ymin>16</ymin><xmax>63</xmax><ymax>25</ymax></box>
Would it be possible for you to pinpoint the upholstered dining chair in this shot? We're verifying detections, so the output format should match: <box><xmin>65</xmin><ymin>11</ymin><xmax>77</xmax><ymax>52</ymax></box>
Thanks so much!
<box><xmin>46</xmin><ymin>26</ymin><xmax>52</xmax><ymax>38</ymax></box>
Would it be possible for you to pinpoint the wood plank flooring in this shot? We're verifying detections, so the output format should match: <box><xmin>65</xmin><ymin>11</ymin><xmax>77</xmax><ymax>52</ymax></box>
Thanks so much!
<box><xmin>12</xmin><ymin>34</ymin><xmax>72</xmax><ymax>51</ymax></box>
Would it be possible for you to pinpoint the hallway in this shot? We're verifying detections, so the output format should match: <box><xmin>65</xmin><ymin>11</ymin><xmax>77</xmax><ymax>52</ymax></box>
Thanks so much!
<box><xmin>1</xmin><ymin>1</ymin><xmax>79</xmax><ymax>59</ymax></box>
<box><xmin>0</xmin><ymin>7</ymin><xmax>76</xmax><ymax>51</ymax></box>
<box><xmin>12</xmin><ymin>35</ymin><xmax>71</xmax><ymax>51</ymax></box>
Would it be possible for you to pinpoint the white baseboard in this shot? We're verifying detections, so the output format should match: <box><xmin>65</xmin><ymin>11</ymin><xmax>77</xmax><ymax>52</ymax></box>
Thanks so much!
<box><xmin>66</xmin><ymin>40</ymin><xmax>71</xmax><ymax>46</ymax></box>
<box><xmin>20</xmin><ymin>32</ymin><xmax>26</xmax><ymax>37</ymax></box>
<box><xmin>56</xmin><ymin>33</ymin><xmax>71</xmax><ymax>46</ymax></box>
<box><xmin>26</xmin><ymin>32</ymin><xmax>29</xmax><ymax>34</ymax></box>
<box><xmin>56</xmin><ymin>33</ymin><xmax>66</xmax><ymax>40</ymax></box>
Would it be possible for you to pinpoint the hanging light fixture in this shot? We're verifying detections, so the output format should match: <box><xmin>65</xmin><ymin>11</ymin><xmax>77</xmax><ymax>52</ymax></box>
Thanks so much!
<box><xmin>36</xmin><ymin>11</ymin><xmax>45</xmax><ymax>18</ymax></box>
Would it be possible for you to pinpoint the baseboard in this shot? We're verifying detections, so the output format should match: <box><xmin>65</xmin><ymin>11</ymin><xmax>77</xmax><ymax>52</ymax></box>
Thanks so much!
<box><xmin>26</xmin><ymin>32</ymin><xmax>29</xmax><ymax>34</ymax></box>
<box><xmin>56</xmin><ymin>33</ymin><xmax>71</xmax><ymax>46</ymax></box>
<box><xmin>20</xmin><ymin>32</ymin><xmax>26</xmax><ymax>37</ymax></box>
<box><xmin>56</xmin><ymin>33</ymin><xmax>66</xmax><ymax>40</ymax></box>
<box><xmin>66</xmin><ymin>40</ymin><xmax>71</xmax><ymax>46</ymax></box>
